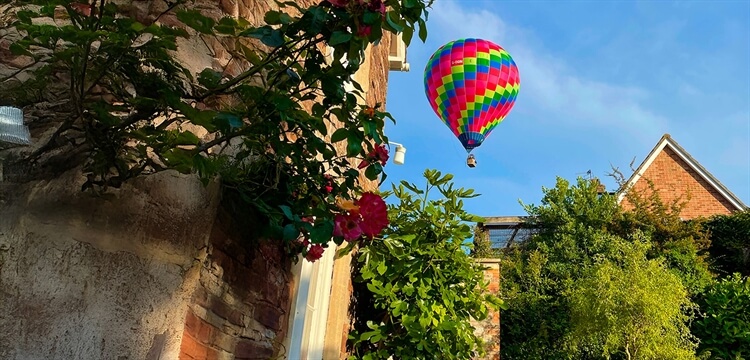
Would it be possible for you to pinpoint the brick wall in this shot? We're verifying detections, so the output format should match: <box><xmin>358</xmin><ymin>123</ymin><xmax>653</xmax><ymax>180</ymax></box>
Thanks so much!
<box><xmin>472</xmin><ymin>259</ymin><xmax>501</xmax><ymax>360</ymax></box>
<box><xmin>621</xmin><ymin>147</ymin><xmax>735</xmax><ymax>219</ymax></box>
<box><xmin>179</xmin><ymin>207</ymin><xmax>294</xmax><ymax>360</ymax></box>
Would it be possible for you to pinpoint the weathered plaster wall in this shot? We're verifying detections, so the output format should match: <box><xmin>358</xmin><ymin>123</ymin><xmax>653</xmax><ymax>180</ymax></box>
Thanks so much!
<box><xmin>0</xmin><ymin>170</ymin><xmax>220</xmax><ymax>359</ymax></box>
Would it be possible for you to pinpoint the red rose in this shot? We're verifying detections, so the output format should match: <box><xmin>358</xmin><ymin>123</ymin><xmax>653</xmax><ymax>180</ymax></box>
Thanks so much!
<box><xmin>356</xmin><ymin>24</ymin><xmax>372</xmax><ymax>37</ymax></box>
<box><xmin>305</xmin><ymin>244</ymin><xmax>325</xmax><ymax>262</ymax></box>
<box><xmin>357</xmin><ymin>192</ymin><xmax>388</xmax><ymax>237</ymax></box>
<box><xmin>358</xmin><ymin>144</ymin><xmax>389</xmax><ymax>169</ymax></box>
<box><xmin>323</xmin><ymin>174</ymin><xmax>334</xmax><ymax>194</ymax></box>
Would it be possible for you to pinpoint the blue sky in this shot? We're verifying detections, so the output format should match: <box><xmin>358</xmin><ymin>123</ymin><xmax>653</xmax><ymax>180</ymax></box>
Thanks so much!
<box><xmin>381</xmin><ymin>0</ymin><xmax>750</xmax><ymax>217</ymax></box>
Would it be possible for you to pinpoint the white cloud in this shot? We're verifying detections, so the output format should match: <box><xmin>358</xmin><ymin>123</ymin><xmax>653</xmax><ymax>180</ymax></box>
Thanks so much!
<box><xmin>426</xmin><ymin>0</ymin><xmax>670</xmax><ymax>145</ymax></box>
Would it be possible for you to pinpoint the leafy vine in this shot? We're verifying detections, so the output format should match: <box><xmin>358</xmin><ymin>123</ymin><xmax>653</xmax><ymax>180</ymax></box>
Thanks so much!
<box><xmin>1</xmin><ymin>0</ymin><xmax>433</xmax><ymax>260</ymax></box>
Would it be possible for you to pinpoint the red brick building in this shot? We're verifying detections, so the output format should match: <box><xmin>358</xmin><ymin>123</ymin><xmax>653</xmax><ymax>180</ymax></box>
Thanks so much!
<box><xmin>618</xmin><ymin>134</ymin><xmax>747</xmax><ymax>219</ymax></box>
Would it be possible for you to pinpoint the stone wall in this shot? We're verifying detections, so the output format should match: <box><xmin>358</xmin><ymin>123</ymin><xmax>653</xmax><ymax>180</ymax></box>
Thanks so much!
<box><xmin>179</xmin><ymin>207</ymin><xmax>295</xmax><ymax>360</ymax></box>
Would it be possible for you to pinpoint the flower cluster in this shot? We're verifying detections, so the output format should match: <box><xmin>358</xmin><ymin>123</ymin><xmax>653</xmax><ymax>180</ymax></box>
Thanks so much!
<box><xmin>301</xmin><ymin>192</ymin><xmax>388</xmax><ymax>263</ymax></box>
<box><xmin>334</xmin><ymin>192</ymin><xmax>389</xmax><ymax>241</ymax></box>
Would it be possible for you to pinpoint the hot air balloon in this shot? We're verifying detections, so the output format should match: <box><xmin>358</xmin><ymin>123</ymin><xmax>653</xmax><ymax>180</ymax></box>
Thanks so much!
<box><xmin>423</xmin><ymin>38</ymin><xmax>520</xmax><ymax>167</ymax></box>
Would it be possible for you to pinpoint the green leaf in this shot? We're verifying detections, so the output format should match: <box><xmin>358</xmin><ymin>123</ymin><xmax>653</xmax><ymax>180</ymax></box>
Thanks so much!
<box><xmin>377</xmin><ymin>261</ymin><xmax>387</xmax><ymax>275</ymax></box>
<box><xmin>363</xmin><ymin>11</ymin><xmax>382</xmax><ymax>25</ymax></box>
<box><xmin>346</xmin><ymin>132</ymin><xmax>363</xmax><ymax>157</ymax></box>
<box><xmin>214</xmin><ymin>113</ymin><xmax>243</xmax><ymax>133</ymax></box>
<box><xmin>400</xmin><ymin>180</ymin><xmax>424</xmax><ymax>195</ymax></box>
<box><xmin>330</xmin><ymin>31</ymin><xmax>352</xmax><ymax>46</ymax></box>
<box><xmin>385</xmin><ymin>11</ymin><xmax>405</xmax><ymax>33</ymax></box>
<box><xmin>402</xmin><ymin>25</ymin><xmax>414</xmax><ymax>47</ymax></box>
<box><xmin>174</xmin><ymin>131</ymin><xmax>200</xmax><ymax>146</ymax></box>
<box><xmin>336</xmin><ymin>241</ymin><xmax>357</xmax><ymax>259</ymax></box>
<box><xmin>310</xmin><ymin>220</ymin><xmax>334</xmax><ymax>244</ymax></box>
<box><xmin>16</xmin><ymin>10</ymin><xmax>34</xmax><ymax>24</ymax></box>
<box><xmin>215</xmin><ymin>17</ymin><xmax>238</xmax><ymax>35</ymax></box>
<box><xmin>162</xmin><ymin>148</ymin><xmax>195</xmax><ymax>174</ymax></box>
<box><xmin>130</xmin><ymin>22</ymin><xmax>146</xmax><ymax>32</ymax></box>
<box><xmin>197</xmin><ymin>68</ymin><xmax>223</xmax><ymax>89</ymax></box>
<box><xmin>283</xmin><ymin>223</ymin><xmax>299</xmax><ymax>241</ymax></box>
<box><xmin>418</xmin><ymin>18</ymin><xmax>428</xmax><ymax>42</ymax></box>
<box><xmin>279</xmin><ymin>205</ymin><xmax>294</xmax><ymax>220</ymax></box>
<box><xmin>264</xmin><ymin>10</ymin><xmax>282</xmax><ymax>25</ymax></box>
<box><xmin>404</xmin><ymin>0</ymin><xmax>419</xmax><ymax>8</ymax></box>
<box><xmin>300</xmin><ymin>6</ymin><xmax>328</xmax><ymax>34</ymax></box>
<box><xmin>241</xmin><ymin>26</ymin><xmax>285</xmax><ymax>47</ymax></box>
<box><xmin>331</xmin><ymin>128</ymin><xmax>348</xmax><ymax>143</ymax></box>
<box><xmin>365</xmin><ymin>164</ymin><xmax>380</xmax><ymax>181</ymax></box>
<box><xmin>264</xmin><ymin>10</ymin><xmax>293</xmax><ymax>25</ymax></box>
<box><xmin>176</xmin><ymin>9</ymin><xmax>216</xmax><ymax>34</ymax></box>
<box><xmin>9</xmin><ymin>43</ymin><xmax>33</xmax><ymax>57</ymax></box>
<box><xmin>188</xmin><ymin>110</ymin><xmax>219</xmax><ymax>132</ymax></box>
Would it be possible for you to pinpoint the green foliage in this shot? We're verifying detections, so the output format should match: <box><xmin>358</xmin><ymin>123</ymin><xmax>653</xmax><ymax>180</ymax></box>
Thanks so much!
<box><xmin>348</xmin><ymin>169</ymin><xmax>503</xmax><ymax>359</ymax></box>
<box><xmin>2</xmin><ymin>0</ymin><xmax>433</xmax><ymax>259</ymax></box>
<box><xmin>567</xmin><ymin>238</ymin><xmax>698</xmax><ymax>360</ymax></box>
<box><xmin>499</xmin><ymin>178</ymin><xmax>626</xmax><ymax>359</ymax></box>
<box><xmin>693</xmin><ymin>274</ymin><xmax>750</xmax><ymax>359</ymax></box>
<box><xmin>472</xmin><ymin>224</ymin><xmax>495</xmax><ymax>258</ymax></box>
<box><xmin>704</xmin><ymin>210</ymin><xmax>750</xmax><ymax>277</ymax></box>
<box><xmin>617</xmin><ymin>176</ymin><xmax>714</xmax><ymax>294</ymax></box>
<box><xmin>498</xmin><ymin>177</ymin><xmax>703</xmax><ymax>359</ymax></box>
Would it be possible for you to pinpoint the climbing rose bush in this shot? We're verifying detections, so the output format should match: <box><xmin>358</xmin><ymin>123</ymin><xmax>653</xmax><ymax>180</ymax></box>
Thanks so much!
<box><xmin>4</xmin><ymin>0</ymin><xmax>431</xmax><ymax>264</ymax></box>
<box><xmin>304</xmin><ymin>191</ymin><xmax>388</xmax><ymax>261</ymax></box>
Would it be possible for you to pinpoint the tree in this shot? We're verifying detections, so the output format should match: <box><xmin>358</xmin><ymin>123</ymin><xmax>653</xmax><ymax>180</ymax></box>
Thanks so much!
<box><xmin>498</xmin><ymin>177</ymin><xmax>702</xmax><ymax>359</ymax></box>
<box><xmin>348</xmin><ymin>169</ymin><xmax>503</xmax><ymax>359</ymax></box>
<box><xmin>611</xmin><ymin>168</ymin><xmax>714</xmax><ymax>294</ymax></box>
<box><xmin>566</xmin><ymin>238</ymin><xmax>698</xmax><ymax>360</ymax></box>
<box><xmin>703</xmin><ymin>210</ymin><xmax>750</xmax><ymax>277</ymax></box>
<box><xmin>1</xmin><ymin>0</ymin><xmax>433</xmax><ymax>260</ymax></box>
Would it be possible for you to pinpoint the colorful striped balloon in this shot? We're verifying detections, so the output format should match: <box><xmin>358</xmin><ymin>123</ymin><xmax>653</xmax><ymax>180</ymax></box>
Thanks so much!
<box><xmin>423</xmin><ymin>38</ymin><xmax>520</xmax><ymax>153</ymax></box>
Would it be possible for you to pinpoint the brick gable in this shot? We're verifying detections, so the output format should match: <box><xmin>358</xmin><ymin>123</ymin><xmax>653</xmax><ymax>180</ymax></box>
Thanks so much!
<box><xmin>619</xmin><ymin>134</ymin><xmax>746</xmax><ymax>219</ymax></box>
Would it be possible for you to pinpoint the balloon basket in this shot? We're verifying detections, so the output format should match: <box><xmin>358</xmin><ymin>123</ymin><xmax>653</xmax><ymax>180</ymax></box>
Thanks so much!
<box><xmin>467</xmin><ymin>154</ymin><xmax>477</xmax><ymax>168</ymax></box>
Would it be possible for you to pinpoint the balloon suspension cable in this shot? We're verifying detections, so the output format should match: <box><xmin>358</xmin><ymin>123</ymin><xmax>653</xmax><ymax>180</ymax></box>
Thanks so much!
<box><xmin>467</xmin><ymin>154</ymin><xmax>477</xmax><ymax>168</ymax></box>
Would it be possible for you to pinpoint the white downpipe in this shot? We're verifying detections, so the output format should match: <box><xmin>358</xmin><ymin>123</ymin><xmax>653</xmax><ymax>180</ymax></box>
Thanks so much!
<box><xmin>287</xmin><ymin>258</ymin><xmax>314</xmax><ymax>360</ymax></box>
<box><xmin>300</xmin><ymin>240</ymin><xmax>337</xmax><ymax>359</ymax></box>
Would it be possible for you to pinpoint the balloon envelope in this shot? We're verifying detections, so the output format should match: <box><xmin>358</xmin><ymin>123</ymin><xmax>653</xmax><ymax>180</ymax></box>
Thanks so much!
<box><xmin>423</xmin><ymin>38</ymin><xmax>520</xmax><ymax>152</ymax></box>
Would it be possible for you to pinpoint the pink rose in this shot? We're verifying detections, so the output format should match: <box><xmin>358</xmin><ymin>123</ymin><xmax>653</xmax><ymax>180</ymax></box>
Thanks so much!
<box><xmin>357</xmin><ymin>192</ymin><xmax>388</xmax><ymax>237</ymax></box>
<box><xmin>333</xmin><ymin>212</ymin><xmax>364</xmax><ymax>242</ymax></box>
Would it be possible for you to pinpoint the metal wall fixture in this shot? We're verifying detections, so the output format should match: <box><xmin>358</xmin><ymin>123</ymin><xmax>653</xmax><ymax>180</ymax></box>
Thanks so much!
<box><xmin>388</xmin><ymin>142</ymin><xmax>406</xmax><ymax>165</ymax></box>
<box><xmin>0</xmin><ymin>106</ymin><xmax>31</xmax><ymax>146</ymax></box>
